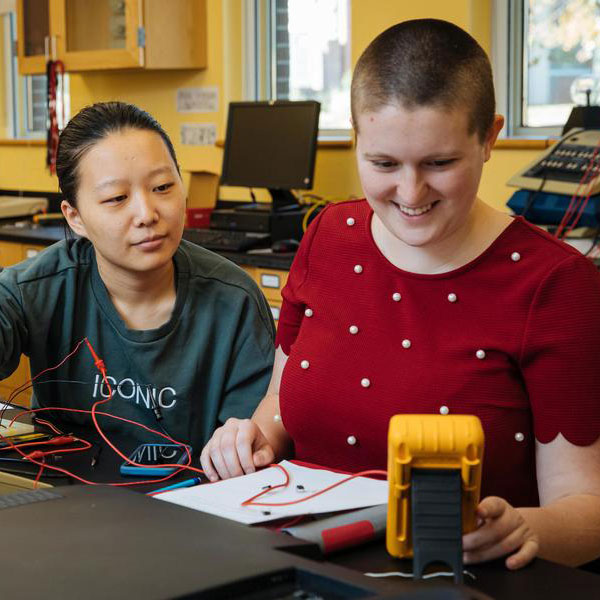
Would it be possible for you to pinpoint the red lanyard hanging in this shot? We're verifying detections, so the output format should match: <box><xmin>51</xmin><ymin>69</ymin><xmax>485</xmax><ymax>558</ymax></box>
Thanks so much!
<box><xmin>46</xmin><ymin>59</ymin><xmax>65</xmax><ymax>175</ymax></box>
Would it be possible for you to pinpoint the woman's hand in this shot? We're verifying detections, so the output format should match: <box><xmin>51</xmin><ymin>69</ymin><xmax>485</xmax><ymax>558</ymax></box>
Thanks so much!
<box><xmin>462</xmin><ymin>496</ymin><xmax>540</xmax><ymax>569</ymax></box>
<box><xmin>200</xmin><ymin>418</ymin><xmax>275</xmax><ymax>481</ymax></box>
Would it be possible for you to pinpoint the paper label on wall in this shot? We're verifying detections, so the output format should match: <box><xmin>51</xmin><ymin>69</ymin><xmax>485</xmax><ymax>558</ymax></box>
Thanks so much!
<box><xmin>176</xmin><ymin>87</ymin><xmax>219</xmax><ymax>113</ymax></box>
<box><xmin>180</xmin><ymin>123</ymin><xmax>217</xmax><ymax>146</ymax></box>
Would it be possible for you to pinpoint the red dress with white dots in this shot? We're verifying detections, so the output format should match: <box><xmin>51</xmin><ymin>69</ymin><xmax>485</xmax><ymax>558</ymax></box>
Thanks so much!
<box><xmin>275</xmin><ymin>199</ymin><xmax>600</xmax><ymax>507</ymax></box>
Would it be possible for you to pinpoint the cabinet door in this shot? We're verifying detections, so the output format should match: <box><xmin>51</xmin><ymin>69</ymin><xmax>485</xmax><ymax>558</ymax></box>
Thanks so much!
<box><xmin>0</xmin><ymin>241</ymin><xmax>23</xmax><ymax>268</ymax></box>
<box><xmin>0</xmin><ymin>356</ymin><xmax>32</xmax><ymax>408</ymax></box>
<box><xmin>255</xmin><ymin>268</ymin><xmax>289</xmax><ymax>302</ymax></box>
<box><xmin>268</xmin><ymin>300</ymin><xmax>281</xmax><ymax>327</ymax></box>
<box><xmin>17</xmin><ymin>0</ymin><xmax>51</xmax><ymax>74</ymax></box>
<box><xmin>21</xmin><ymin>244</ymin><xmax>47</xmax><ymax>260</ymax></box>
<box><xmin>54</xmin><ymin>0</ymin><xmax>143</xmax><ymax>71</ymax></box>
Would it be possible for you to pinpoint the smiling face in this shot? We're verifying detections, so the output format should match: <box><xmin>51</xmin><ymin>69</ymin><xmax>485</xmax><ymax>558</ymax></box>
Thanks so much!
<box><xmin>356</xmin><ymin>103</ymin><xmax>502</xmax><ymax>253</ymax></box>
<box><xmin>61</xmin><ymin>128</ymin><xmax>185</xmax><ymax>280</ymax></box>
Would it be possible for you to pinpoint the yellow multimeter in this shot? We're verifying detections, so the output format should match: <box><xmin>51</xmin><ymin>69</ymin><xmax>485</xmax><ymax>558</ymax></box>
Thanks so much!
<box><xmin>386</xmin><ymin>414</ymin><xmax>484</xmax><ymax>560</ymax></box>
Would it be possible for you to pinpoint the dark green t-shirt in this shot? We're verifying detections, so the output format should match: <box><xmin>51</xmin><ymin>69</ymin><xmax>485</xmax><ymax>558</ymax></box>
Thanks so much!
<box><xmin>0</xmin><ymin>238</ymin><xmax>275</xmax><ymax>451</ymax></box>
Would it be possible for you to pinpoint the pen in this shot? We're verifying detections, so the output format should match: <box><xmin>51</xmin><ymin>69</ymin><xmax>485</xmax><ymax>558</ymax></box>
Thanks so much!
<box><xmin>150</xmin><ymin>477</ymin><xmax>204</xmax><ymax>494</ymax></box>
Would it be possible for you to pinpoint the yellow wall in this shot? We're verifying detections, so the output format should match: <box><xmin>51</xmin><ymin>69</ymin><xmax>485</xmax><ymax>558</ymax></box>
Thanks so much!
<box><xmin>0</xmin><ymin>12</ymin><xmax>6</xmax><ymax>138</ymax></box>
<box><xmin>0</xmin><ymin>0</ymin><xmax>537</xmax><ymax>212</ymax></box>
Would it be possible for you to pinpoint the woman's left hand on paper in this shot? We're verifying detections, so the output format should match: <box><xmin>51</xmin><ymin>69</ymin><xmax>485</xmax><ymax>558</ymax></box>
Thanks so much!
<box><xmin>462</xmin><ymin>496</ymin><xmax>540</xmax><ymax>569</ymax></box>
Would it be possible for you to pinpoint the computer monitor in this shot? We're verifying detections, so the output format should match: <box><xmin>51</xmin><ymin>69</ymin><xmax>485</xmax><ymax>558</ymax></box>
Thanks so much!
<box><xmin>220</xmin><ymin>101</ymin><xmax>321</xmax><ymax>212</ymax></box>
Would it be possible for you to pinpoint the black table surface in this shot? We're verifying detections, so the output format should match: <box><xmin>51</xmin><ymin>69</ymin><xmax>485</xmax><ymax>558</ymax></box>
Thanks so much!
<box><xmin>1</xmin><ymin>411</ymin><xmax>598</xmax><ymax>599</ymax></box>
<box><xmin>0</xmin><ymin>222</ymin><xmax>66</xmax><ymax>244</ymax></box>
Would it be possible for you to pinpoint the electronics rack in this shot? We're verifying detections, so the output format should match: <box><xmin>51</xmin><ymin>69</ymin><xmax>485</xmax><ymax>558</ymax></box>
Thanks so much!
<box><xmin>507</xmin><ymin>128</ymin><xmax>600</xmax><ymax>196</ymax></box>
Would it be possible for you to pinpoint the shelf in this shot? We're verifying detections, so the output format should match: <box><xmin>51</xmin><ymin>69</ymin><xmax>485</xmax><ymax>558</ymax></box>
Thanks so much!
<box><xmin>0</xmin><ymin>139</ymin><xmax>46</xmax><ymax>147</ymax></box>
<box><xmin>494</xmin><ymin>138</ymin><xmax>557</xmax><ymax>150</ymax></box>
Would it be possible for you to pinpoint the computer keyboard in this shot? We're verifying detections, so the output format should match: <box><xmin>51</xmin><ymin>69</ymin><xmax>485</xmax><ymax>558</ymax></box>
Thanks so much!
<box><xmin>0</xmin><ymin>489</ymin><xmax>63</xmax><ymax>510</ymax></box>
<box><xmin>183</xmin><ymin>228</ymin><xmax>271</xmax><ymax>252</ymax></box>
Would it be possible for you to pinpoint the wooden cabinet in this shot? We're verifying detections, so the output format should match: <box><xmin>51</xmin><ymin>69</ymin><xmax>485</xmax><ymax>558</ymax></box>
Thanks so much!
<box><xmin>0</xmin><ymin>240</ymin><xmax>40</xmax><ymax>407</ymax></box>
<box><xmin>0</xmin><ymin>240</ymin><xmax>23</xmax><ymax>268</ymax></box>
<box><xmin>17</xmin><ymin>0</ymin><xmax>207</xmax><ymax>74</ymax></box>
<box><xmin>16</xmin><ymin>0</ymin><xmax>50</xmax><ymax>74</ymax></box>
<box><xmin>0</xmin><ymin>357</ymin><xmax>31</xmax><ymax>407</ymax></box>
<box><xmin>21</xmin><ymin>244</ymin><xmax>46</xmax><ymax>260</ymax></box>
<box><xmin>242</xmin><ymin>266</ymin><xmax>288</xmax><ymax>326</ymax></box>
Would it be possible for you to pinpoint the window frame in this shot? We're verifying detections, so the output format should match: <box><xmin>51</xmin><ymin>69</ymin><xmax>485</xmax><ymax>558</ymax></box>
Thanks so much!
<box><xmin>495</xmin><ymin>0</ymin><xmax>577</xmax><ymax>138</ymax></box>
<box><xmin>2</xmin><ymin>10</ymin><xmax>18</xmax><ymax>137</ymax></box>
<box><xmin>243</xmin><ymin>0</ymin><xmax>352</xmax><ymax>141</ymax></box>
<box><xmin>1</xmin><ymin>7</ymin><xmax>69</xmax><ymax>140</ymax></box>
<box><xmin>22</xmin><ymin>70</ymin><xmax>47</xmax><ymax>137</ymax></box>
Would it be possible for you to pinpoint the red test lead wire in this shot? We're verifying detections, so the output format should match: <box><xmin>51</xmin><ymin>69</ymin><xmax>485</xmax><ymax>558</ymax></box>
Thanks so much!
<box><xmin>2</xmin><ymin>338</ymin><xmax>203</xmax><ymax>487</ymax></box>
<box><xmin>5</xmin><ymin>339</ymin><xmax>390</xmax><ymax>505</ymax></box>
<box><xmin>82</xmin><ymin>338</ymin><xmax>196</xmax><ymax>475</ymax></box>
<box><xmin>3</xmin><ymin>406</ymin><xmax>202</xmax><ymax>487</ymax></box>
<box><xmin>2</xmin><ymin>338</ymin><xmax>88</xmax><ymax>419</ymax></box>
<box><xmin>241</xmin><ymin>464</ymin><xmax>387</xmax><ymax>508</ymax></box>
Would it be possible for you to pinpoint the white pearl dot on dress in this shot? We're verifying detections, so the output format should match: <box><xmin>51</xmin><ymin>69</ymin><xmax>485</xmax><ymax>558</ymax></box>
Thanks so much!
<box><xmin>392</xmin><ymin>292</ymin><xmax>402</xmax><ymax>302</ymax></box>
<box><xmin>402</xmin><ymin>339</ymin><xmax>411</xmax><ymax>349</ymax></box>
<box><xmin>515</xmin><ymin>432</ymin><xmax>524</xmax><ymax>442</ymax></box>
<box><xmin>346</xmin><ymin>217</ymin><xmax>355</xmax><ymax>226</ymax></box>
<box><xmin>347</xmin><ymin>435</ymin><xmax>357</xmax><ymax>446</ymax></box>
<box><xmin>476</xmin><ymin>349</ymin><xmax>486</xmax><ymax>360</ymax></box>
<box><xmin>349</xmin><ymin>325</ymin><xmax>359</xmax><ymax>334</ymax></box>
<box><xmin>511</xmin><ymin>252</ymin><xmax>521</xmax><ymax>262</ymax></box>
<box><xmin>448</xmin><ymin>293</ymin><xmax>457</xmax><ymax>303</ymax></box>
<box><xmin>439</xmin><ymin>405</ymin><xmax>449</xmax><ymax>415</ymax></box>
<box><xmin>300</xmin><ymin>360</ymin><xmax>310</xmax><ymax>369</ymax></box>
<box><xmin>361</xmin><ymin>378</ymin><xmax>371</xmax><ymax>388</ymax></box>
<box><xmin>304</xmin><ymin>308</ymin><xmax>313</xmax><ymax>317</ymax></box>
<box><xmin>354</xmin><ymin>264</ymin><xmax>363</xmax><ymax>274</ymax></box>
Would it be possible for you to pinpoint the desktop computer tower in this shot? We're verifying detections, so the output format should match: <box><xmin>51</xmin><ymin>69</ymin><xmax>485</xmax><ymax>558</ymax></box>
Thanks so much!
<box><xmin>210</xmin><ymin>204</ymin><xmax>317</xmax><ymax>242</ymax></box>
<box><xmin>210</xmin><ymin>205</ymin><xmax>271</xmax><ymax>234</ymax></box>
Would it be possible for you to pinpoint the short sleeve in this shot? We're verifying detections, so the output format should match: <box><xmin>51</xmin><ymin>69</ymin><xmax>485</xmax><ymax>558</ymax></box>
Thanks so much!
<box><xmin>521</xmin><ymin>254</ymin><xmax>600</xmax><ymax>445</ymax></box>
<box><xmin>0</xmin><ymin>270</ymin><xmax>29</xmax><ymax>381</ymax></box>
<box><xmin>217</xmin><ymin>290</ymin><xmax>276</xmax><ymax>423</ymax></box>
<box><xmin>275</xmin><ymin>206</ymin><xmax>329</xmax><ymax>355</ymax></box>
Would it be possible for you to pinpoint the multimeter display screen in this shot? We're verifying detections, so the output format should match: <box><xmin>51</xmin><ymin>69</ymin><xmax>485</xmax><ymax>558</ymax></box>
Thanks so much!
<box><xmin>128</xmin><ymin>444</ymin><xmax>190</xmax><ymax>465</ymax></box>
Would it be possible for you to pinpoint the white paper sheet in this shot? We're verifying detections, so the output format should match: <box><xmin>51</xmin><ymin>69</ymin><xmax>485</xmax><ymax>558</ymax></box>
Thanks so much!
<box><xmin>154</xmin><ymin>461</ymin><xmax>388</xmax><ymax>524</ymax></box>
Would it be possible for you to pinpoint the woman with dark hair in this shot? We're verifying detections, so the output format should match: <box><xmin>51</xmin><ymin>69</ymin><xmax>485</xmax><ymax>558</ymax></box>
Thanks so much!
<box><xmin>202</xmin><ymin>20</ymin><xmax>600</xmax><ymax>570</ymax></box>
<box><xmin>0</xmin><ymin>101</ymin><xmax>275</xmax><ymax>450</ymax></box>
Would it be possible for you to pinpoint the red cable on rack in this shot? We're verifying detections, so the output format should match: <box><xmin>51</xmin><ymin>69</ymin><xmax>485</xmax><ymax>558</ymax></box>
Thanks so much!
<box><xmin>555</xmin><ymin>140</ymin><xmax>600</xmax><ymax>239</ymax></box>
<box><xmin>555</xmin><ymin>173</ymin><xmax>591</xmax><ymax>238</ymax></box>
<box><xmin>562</xmin><ymin>158</ymin><xmax>600</xmax><ymax>237</ymax></box>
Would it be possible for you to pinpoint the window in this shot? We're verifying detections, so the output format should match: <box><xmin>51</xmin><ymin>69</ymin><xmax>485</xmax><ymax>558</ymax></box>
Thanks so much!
<box><xmin>245</xmin><ymin>0</ymin><xmax>351</xmax><ymax>139</ymax></box>
<box><xmin>498</xmin><ymin>0</ymin><xmax>600</xmax><ymax>137</ymax></box>
<box><xmin>0</xmin><ymin>8</ymin><xmax>68</xmax><ymax>140</ymax></box>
